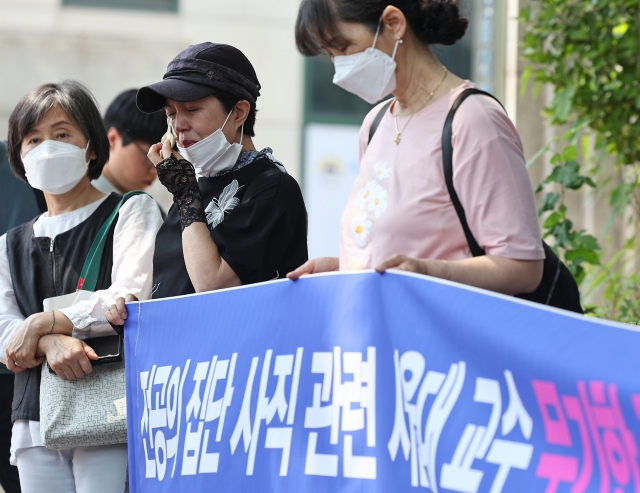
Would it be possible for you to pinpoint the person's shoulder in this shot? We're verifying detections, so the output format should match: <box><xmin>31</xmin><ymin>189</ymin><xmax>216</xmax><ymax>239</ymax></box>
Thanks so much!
<box><xmin>119</xmin><ymin>192</ymin><xmax>162</xmax><ymax>217</ymax></box>
<box><xmin>4</xmin><ymin>216</ymin><xmax>36</xmax><ymax>242</ymax></box>
<box><xmin>276</xmin><ymin>169</ymin><xmax>303</xmax><ymax>196</ymax></box>
<box><xmin>257</xmin><ymin>164</ymin><xmax>302</xmax><ymax>194</ymax></box>
<box><xmin>242</xmin><ymin>161</ymin><xmax>304</xmax><ymax>208</ymax></box>
<box><xmin>453</xmin><ymin>86</ymin><xmax>510</xmax><ymax>126</ymax></box>
<box><xmin>451</xmin><ymin>85</ymin><xmax>518</xmax><ymax>141</ymax></box>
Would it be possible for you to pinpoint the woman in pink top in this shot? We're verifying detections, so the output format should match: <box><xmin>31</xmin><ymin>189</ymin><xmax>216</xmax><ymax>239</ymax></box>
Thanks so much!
<box><xmin>287</xmin><ymin>0</ymin><xmax>545</xmax><ymax>296</ymax></box>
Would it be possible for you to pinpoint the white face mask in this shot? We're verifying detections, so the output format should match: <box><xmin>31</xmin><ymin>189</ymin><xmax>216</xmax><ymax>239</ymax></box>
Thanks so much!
<box><xmin>332</xmin><ymin>19</ymin><xmax>402</xmax><ymax>104</ymax></box>
<box><xmin>22</xmin><ymin>140</ymin><xmax>90</xmax><ymax>195</ymax></box>
<box><xmin>177</xmin><ymin>110</ymin><xmax>243</xmax><ymax>177</ymax></box>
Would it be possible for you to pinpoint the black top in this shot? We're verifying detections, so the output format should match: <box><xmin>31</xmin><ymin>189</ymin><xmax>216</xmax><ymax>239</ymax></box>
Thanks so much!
<box><xmin>152</xmin><ymin>156</ymin><xmax>308</xmax><ymax>299</ymax></box>
<box><xmin>6</xmin><ymin>193</ymin><xmax>121</xmax><ymax>422</ymax></box>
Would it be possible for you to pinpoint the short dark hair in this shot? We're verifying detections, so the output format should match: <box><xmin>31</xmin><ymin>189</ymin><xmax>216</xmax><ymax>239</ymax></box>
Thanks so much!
<box><xmin>215</xmin><ymin>92</ymin><xmax>257</xmax><ymax>137</ymax></box>
<box><xmin>7</xmin><ymin>80</ymin><xmax>109</xmax><ymax>182</ymax></box>
<box><xmin>295</xmin><ymin>0</ymin><xmax>468</xmax><ymax>56</ymax></box>
<box><xmin>104</xmin><ymin>89</ymin><xmax>166</xmax><ymax>145</ymax></box>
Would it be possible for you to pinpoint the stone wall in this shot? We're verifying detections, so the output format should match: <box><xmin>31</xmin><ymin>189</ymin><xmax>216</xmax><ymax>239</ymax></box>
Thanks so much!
<box><xmin>0</xmin><ymin>0</ymin><xmax>304</xmax><ymax>209</ymax></box>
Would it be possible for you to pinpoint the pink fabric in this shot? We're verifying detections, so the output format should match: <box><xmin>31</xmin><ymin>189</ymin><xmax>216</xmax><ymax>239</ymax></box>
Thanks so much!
<box><xmin>339</xmin><ymin>81</ymin><xmax>544</xmax><ymax>271</ymax></box>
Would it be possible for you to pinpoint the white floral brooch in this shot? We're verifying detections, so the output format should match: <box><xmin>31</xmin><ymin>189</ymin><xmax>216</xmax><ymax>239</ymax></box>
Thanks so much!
<box><xmin>205</xmin><ymin>179</ymin><xmax>242</xmax><ymax>229</ymax></box>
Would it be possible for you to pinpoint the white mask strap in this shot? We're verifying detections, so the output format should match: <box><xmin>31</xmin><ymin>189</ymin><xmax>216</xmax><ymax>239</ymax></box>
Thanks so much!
<box><xmin>221</xmin><ymin>108</ymin><xmax>243</xmax><ymax>145</ymax></box>
<box><xmin>220</xmin><ymin>109</ymin><xmax>234</xmax><ymax>131</ymax></box>
<box><xmin>391</xmin><ymin>38</ymin><xmax>402</xmax><ymax>60</ymax></box>
<box><xmin>372</xmin><ymin>17</ymin><xmax>401</xmax><ymax>60</ymax></box>
<box><xmin>372</xmin><ymin>17</ymin><xmax>383</xmax><ymax>48</ymax></box>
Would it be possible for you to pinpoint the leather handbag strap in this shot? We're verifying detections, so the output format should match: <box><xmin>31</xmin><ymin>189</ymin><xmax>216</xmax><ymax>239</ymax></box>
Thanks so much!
<box><xmin>368</xmin><ymin>100</ymin><xmax>394</xmax><ymax>145</ymax></box>
<box><xmin>77</xmin><ymin>191</ymin><xmax>147</xmax><ymax>291</ymax></box>
<box><xmin>442</xmin><ymin>88</ymin><xmax>504</xmax><ymax>257</ymax></box>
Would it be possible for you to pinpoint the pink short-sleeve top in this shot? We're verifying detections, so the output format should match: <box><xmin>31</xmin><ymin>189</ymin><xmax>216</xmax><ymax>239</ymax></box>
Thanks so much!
<box><xmin>339</xmin><ymin>81</ymin><xmax>545</xmax><ymax>271</ymax></box>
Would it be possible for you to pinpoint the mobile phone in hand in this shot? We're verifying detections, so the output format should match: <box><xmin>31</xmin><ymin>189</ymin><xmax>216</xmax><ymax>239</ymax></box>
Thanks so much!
<box><xmin>162</xmin><ymin>117</ymin><xmax>178</xmax><ymax>150</ymax></box>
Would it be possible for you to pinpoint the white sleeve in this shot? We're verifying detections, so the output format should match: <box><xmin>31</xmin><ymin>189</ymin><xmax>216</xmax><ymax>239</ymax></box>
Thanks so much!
<box><xmin>0</xmin><ymin>234</ymin><xmax>25</xmax><ymax>363</ymax></box>
<box><xmin>59</xmin><ymin>194</ymin><xmax>164</xmax><ymax>340</ymax></box>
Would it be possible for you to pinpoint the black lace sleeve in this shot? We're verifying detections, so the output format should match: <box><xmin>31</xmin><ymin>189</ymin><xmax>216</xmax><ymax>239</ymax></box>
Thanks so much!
<box><xmin>156</xmin><ymin>155</ymin><xmax>206</xmax><ymax>231</ymax></box>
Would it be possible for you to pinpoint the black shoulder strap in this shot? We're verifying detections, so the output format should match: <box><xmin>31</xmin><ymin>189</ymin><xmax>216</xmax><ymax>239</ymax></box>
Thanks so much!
<box><xmin>368</xmin><ymin>100</ymin><xmax>394</xmax><ymax>145</ymax></box>
<box><xmin>442</xmin><ymin>88</ymin><xmax>504</xmax><ymax>257</ymax></box>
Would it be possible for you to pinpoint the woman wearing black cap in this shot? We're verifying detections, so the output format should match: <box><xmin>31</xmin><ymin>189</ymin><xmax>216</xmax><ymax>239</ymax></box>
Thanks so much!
<box><xmin>106</xmin><ymin>42</ymin><xmax>308</xmax><ymax>322</ymax></box>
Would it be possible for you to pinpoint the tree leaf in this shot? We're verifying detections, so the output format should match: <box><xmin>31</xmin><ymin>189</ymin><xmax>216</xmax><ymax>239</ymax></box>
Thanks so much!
<box><xmin>538</xmin><ymin>192</ymin><xmax>561</xmax><ymax>216</ymax></box>
<box><xmin>562</xmin><ymin>145</ymin><xmax>578</xmax><ymax>161</ymax></box>
<box><xmin>543</xmin><ymin>211</ymin><xmax>563</xmax><ymax>228</ymax></box>
<box><xmin>612</xmin><ymin>22</ymin><xmax>629</xmax><ymax>38</ymax></box>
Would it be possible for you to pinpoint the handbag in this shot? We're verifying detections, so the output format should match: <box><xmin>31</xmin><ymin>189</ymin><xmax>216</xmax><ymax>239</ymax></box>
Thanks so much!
<box><xmin>368</xmin><ymin>89</ymin><xmax>583</xmax><ymax>313</ymax></box>
<box><xmin>39</xmin><ymin>191</ymin><xmax>144</xmax><ymax>449</ymax></box>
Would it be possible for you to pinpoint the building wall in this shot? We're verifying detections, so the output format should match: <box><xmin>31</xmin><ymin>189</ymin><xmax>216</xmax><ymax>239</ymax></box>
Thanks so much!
<box><xmin>0</xmin><ymin>0</ymin><xmax>304</xmax><ymax>210</ymax></box>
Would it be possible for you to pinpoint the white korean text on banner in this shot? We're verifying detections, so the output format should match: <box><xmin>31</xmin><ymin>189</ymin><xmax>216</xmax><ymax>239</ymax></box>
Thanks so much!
<box><xmin>124</xmin><ymin>271</ymin><xmax>640</xmax><ymax>492</ymax></box>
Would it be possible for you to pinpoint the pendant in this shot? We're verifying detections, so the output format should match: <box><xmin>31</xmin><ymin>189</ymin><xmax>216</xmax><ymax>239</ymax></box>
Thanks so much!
<box><xmin>394</xmin><ymin>133</ymin><xmax>401</xmax><ymax>145</ymax></box>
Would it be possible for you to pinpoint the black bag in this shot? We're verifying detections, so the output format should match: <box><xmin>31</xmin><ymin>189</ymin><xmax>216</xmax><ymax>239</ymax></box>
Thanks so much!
<box><xmin>368</xmin><ymin>88</ymin><xmax>583</xmax><ymax>313</ymax></box>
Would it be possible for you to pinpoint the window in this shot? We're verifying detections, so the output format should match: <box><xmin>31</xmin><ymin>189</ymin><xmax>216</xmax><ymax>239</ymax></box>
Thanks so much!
<box><xmin>63</xmin><ymin>0</ymin><xmax>177</xmax><ymax>12</ymax></box>
<box><xmin>304</xmin><ymin>56</ymin><xmax>375</xmax><ymax>126</ymax></box>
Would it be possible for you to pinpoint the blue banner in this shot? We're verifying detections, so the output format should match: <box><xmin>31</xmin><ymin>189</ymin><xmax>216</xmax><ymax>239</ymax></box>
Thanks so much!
<box><xmin>124</xmin><ymin>271</ymin><xmax>640</xmax><ymax>492</ymax></box>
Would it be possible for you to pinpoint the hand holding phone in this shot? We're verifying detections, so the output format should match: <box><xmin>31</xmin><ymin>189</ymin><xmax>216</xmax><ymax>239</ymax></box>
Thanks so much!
<box><xmin>161</xmin><ymin>117</ymin><xmax>177</xmax><ymax>149</ymax></box>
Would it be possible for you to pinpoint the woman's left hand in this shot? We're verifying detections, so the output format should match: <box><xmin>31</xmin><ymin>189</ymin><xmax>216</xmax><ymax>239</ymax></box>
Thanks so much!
<box><xmin>148</xmin><ymin>138</ymin><xmax>182</xmax><ymax>166</ymax></box>
<box><xmin>39</xmin><ymin>334</ymin><xmax>98</xmax><ymax>381</ymax></box>
<box><xmin>375</xmin><ymin>255</ymin><xmax>450</xmax><ymax>279</ymax></box>
<box><xmin>5</xmin><ymin>313</ymin><xmax>50</xmax><ymax>372</ymax></box>
<box><xmin>153</xmin><ymin>147</ymin><xmax>206</xmax><ymax>231</ymax></box>
<box><xmin>105</xmin><ymin>294</ymin><xmax>139</xmax><ymax>327</ymax></box>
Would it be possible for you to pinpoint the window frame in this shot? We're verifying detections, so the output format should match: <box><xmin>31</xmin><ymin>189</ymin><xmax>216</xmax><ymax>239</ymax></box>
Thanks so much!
<box><xmin>62</xmin><ymin>0</ymin><xmax>178</xmax><ymax>13</ymax></box>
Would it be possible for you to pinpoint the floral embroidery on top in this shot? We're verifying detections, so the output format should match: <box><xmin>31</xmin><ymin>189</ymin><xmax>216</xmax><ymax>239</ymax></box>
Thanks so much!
<box><xmin>348</xmin><ymin>160</ymin><xmax>392</xmax><ymax>250</ymax></box>
<box><xmin>367</xmin><ymin>183</ymin><xmax>388</xmax><ymax>219</ymax></box>
<box><xmin>354</xmin><ymin>181</ymin><xmax>388</xmax><ymax>212</ymax></box>
<box><xmin>350</xmin><ymin>211</ymin><xmax>373</xmax><ymax>248</ymax></box>
<box><xmin>205</xmin><ymin>179</ymin><xmax>242</xmax><ymax>229</ymax></box>
<box><xmin>372</xmin><ymin>160</ymin><xmax>391</xmax><ymax>180</ymax></box>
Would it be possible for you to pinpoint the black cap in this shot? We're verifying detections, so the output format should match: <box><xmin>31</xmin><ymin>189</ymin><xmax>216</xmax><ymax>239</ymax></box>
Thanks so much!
<box><xmin>137</xmin><ymin>42</ymin><xmax>261</xmax><ymax>113</ymax></box>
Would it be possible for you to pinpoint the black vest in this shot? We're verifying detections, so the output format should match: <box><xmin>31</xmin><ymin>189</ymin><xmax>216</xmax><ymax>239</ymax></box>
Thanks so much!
<box><xmin>6</xmin><ymin>193</ymin><xmax>121</xmax><ymax>422</ymax></box>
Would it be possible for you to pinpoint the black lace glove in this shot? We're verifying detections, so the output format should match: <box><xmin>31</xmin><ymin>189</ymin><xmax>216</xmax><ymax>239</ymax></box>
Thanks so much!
<box><xmin>156</xmin><ymin>155</ymin><xmax>206</xmax><ymax>231</ymax></box>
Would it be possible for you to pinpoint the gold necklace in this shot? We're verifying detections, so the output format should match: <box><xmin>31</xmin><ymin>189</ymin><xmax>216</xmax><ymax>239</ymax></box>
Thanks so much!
<box><xmin>393</xmin><ymin>66</ymin><xmax>448</xmax><ymax>145</ymax></box>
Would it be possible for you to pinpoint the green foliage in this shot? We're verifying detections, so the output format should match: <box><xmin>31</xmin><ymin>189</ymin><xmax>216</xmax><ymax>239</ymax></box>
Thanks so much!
<box><xmin>584</xmin><ymin>241</ymin><xmax>640</xmax><ymax>324</ymax></box>
<box><xmin>521</xmin><ymin>0</ymin><xmax>640</xmax><ymax>165</ymax></box>
<box><xmin>521</xmin><ymin>0</ymin><xmax>640</xmax><ymax>322</ymax></box>
<box><xmin>533</xmin><ymin>132</ymin><xmax>601</xmax><ymax>287</ymax></box>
